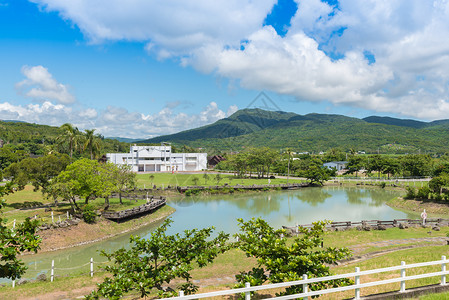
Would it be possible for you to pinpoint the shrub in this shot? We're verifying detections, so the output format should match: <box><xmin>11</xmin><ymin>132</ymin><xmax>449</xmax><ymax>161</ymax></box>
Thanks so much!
<box><xmin>416</xmin><ymin>186</ymin><xmax>430</xmax><ymax>199</ymax></box>
<box><xmin>82</xmin><ymin>204</ymin><xmax>96</xmax><ymax>224</ymax></box>
<box><xmin>404</xmin><ymin>186</ymin><xmax>416</xmax><ymax>199</ymax></box>
<box><xmin>379</xmin><ymin>182</ymin><xmax>386</xmax><ymax>188</ymax></box>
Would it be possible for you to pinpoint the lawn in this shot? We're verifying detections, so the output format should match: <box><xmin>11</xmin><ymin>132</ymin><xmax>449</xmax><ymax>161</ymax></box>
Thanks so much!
<box><xmin>135</xmin><ymin>172</ymin><xmax>306</xmax><ymax>189</ymax></box>
<box><xmin>2</xmin><ymin>226</ymin><xmax>449</xmax><ymax>299</ymax></box>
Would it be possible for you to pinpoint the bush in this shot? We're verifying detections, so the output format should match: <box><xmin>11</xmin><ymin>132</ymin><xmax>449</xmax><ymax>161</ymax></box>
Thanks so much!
<box><xmin>379</xmin><ymin>182</ymin><xmax>386</xmax><ymax>188</ymax></box>
<box><xmin>82</xmin><ymin>204</ymin><xmax>96</xmax><ymax>224</ymax></box>
<box><xmin>404</xmin><ymin>186</ymin><xmax>416</xmax><ymax>199</ymax></box>
<box><xmin>416</xmin><ymin>186</ymin><xmax>430</xmax><ymax>199</ymax></box>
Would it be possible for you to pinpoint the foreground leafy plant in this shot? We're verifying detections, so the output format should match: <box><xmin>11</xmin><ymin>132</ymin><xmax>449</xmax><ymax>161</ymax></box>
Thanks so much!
<box><xmin>87</xmin><ymin>218</ymin><xmax>230</xmax><ymax>299</ymax></box>
<box><xmin>234</xmin><ymin>218</ymin><xmax>352</xmax><ymax>297</ymax></box>
<box><xmin>0</xmin><ymin>183</ymin><xmax>41</xmax><ymax>280</ymax></box>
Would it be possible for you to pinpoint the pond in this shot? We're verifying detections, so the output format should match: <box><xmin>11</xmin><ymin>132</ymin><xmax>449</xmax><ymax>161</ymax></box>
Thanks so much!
<box><xmin>17</xmin><ymin>186</ymin><xmax>414</xmax><ymax>281</ymax></box>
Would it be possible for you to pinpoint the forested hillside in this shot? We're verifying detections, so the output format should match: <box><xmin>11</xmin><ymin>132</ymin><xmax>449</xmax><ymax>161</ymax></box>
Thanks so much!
<box><xmin>140</xmin><ymin>109</ymin><xmax>449</xmax><ymax>154</ymax></box>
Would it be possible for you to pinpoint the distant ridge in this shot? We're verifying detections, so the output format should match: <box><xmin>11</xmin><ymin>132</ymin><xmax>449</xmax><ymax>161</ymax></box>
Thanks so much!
<box><xmin>138</xmin><ymin>108</ymin><xmax>449</xmax><ymax>153</ymax></box>
<box><xmin>363</xmin><ymin>116</ymin><xmax>427</xmax><ymax>129</ymax></box>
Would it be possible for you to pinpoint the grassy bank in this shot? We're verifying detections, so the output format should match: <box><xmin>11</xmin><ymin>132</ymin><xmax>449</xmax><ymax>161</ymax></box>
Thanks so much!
<box><xmin>2</xmin><ymin>226</ymin><xmax>449</xmax><ymax>299</ymax></box>
<box><xmin>387</xmin><ymin>197</ymin><xmax>449</xmax><ymax>217</ymax></box>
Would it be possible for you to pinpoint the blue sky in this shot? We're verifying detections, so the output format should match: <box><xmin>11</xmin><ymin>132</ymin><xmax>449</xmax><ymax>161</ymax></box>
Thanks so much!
<box><xmin>1</xmin><ymin>0</ymin><xmax>449</xmax><ymax>138</ymax></box>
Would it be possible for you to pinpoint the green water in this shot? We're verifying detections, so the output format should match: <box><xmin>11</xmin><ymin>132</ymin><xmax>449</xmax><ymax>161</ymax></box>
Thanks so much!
<box><xmin>17</xmin><ymin>186</ymin><xmax>413</xmax><ymax>281</ymax></box>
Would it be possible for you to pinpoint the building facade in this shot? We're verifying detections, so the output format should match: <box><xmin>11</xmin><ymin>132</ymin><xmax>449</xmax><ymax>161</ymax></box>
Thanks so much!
<box><xmin>106</xmin><ymin>145</ymin><xmax>207</xmax><ymax>172</ymax></box>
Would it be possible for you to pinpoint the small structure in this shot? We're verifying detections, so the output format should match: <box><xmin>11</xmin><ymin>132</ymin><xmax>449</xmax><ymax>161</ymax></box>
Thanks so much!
<box><xmin>323</xmin><ymin>161</ymin><xmax>348</xmax><ymax>171</ymax></box>
<box><xmin>207</xmin><ymin>155</ymin><xmax>225</xmax><ymax>168</ymax></box>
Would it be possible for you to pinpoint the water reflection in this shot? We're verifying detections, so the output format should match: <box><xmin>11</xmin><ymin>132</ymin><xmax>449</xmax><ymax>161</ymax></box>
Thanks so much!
<box><xmin>15</xmin><ymin>186</ymin><xmax>414</xmax><ymax>281</ymax></box>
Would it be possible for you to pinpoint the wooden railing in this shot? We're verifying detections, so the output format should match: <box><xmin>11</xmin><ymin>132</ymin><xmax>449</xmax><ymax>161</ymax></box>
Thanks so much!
<box><xmin>161</xmin><ymin>256</ymin><xmax>449</xmax><ymax>299</ymax></box>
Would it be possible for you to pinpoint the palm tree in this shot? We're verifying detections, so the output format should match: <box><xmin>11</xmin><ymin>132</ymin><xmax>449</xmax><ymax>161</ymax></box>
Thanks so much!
<box><xmin>57</xmin><ymin>123</ymin><xmax>80</xmax><ymax>159</ymax></box>
<box><xmin>83</xmin><ymin>129</ymin><xmax>101</xmax><ymax>160</ymax></box>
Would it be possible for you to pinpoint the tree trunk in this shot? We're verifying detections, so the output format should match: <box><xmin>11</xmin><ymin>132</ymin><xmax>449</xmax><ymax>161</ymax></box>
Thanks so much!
<box><xmin>104</xmin><ymin>196</ymin><xmax>109</xmax><ymax>210</ymax></box>
<box><xmin>119</xmin><ymin>192</ymin><xmax>123</xmax><ymax>204</ymax></box>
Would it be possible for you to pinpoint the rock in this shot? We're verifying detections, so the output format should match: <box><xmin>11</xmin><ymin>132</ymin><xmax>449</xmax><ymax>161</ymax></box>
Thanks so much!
<box><xmin>17</xmin><ymin>279</ymin><xmax>28</xmax><ymax>285</ymax></box>
<box><xmin>363</xmin><ymin>225</ymin><xmax>372</xmax><ymax>231</ymax></box>
<box><xmin>433</xmin><ymin>226</ymin><xmax>440</xmax><ymax>231</ymax></box>
<box><xmin>36</xmin><ymin>273</ymin><xmax>47</xmax><ymax>281</ymax></box>
<box><xmin>399</xmin><ymin>222</ymin><xmax>408</xmax><ymax>229</ymax></box>
<box><xmin>356</xmin><ymin>225</ymin><xmax>363</xmax><ymax>231</ymax></box>
<box><xmin>377</xmin><ymin>225</ymin><xmax>387</xmax><ymax>230</ymax></box>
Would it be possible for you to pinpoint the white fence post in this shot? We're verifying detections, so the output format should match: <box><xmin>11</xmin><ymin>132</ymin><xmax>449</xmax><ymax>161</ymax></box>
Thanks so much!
<box><xmin>302</xmin><ymin>274</ymin><xmax>308</xmax><ymax>300</ymax></box>
<box><xmin>355</xmin><ymin>267</ymin><xmax>360</xmax><ymax>299</ymax></box>
<box><xmin>12</xmin><ymin>219</ymin><xmax>16</xmax><ymax>230</ymax></box>
<box><xmin>442</xmin><ymin>255</ymin><xmax>447</xmax><ymax>285</ymax></box>
<box><xmin>90</xmin><ymin>258</ymin><xmax>94</xmax><ymax>277</ymax></box>
<box><xmin>51</xmin><ymin>260</ymin><xmax>55</xmax><ymax>282</ymax></box>
<box><xmin>400</xmin><ymin>261</ymin><xmax>406</xmax><ymax>292</ymax></box>
<box><xmin>179</xmin><ymin>290</ymin><xmax>184</xmax><ymax>297</ymax></box>
<box><xmin>245</xmin><ymin>282</ymin><xmax>251</xmax><ymax>300</ymax></box>
<box><xmin>51</xmin><ymin>211</ymin><xmax>54</xmax><ymax>223</ymax></box>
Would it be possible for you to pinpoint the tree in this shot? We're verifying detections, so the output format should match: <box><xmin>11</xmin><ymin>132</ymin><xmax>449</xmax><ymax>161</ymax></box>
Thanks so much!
<box><xmin>215</xmin><ymin>173</ymin><xmax>222</xmax><ymax>185</ymax></box>
<box><xmin>429</xmin><ymin>173</ymin><xmax>449</xmax><ymax>194</ymax></box>
<box><xmin>46</xmin><ymin>159</ymin><xmax>115</xmax><ymax>210</ymax></box>
<box><xmin>192</xmin><ymin>176</ymin><xmax>199</xmax><ymax>186</ymax></box>
<box><xmin>0</xmin><ymin>183</ymin><xmax>41</xmax><ymax>280</ymax></box>
<box><xmin>87</xmin><ymin>219</ymin><xmax>230</xmax><ymax>299</ymax></box>
<box><xmin>110</xmin><ymin>164</ymin><xmax>136</xmax><ymax>205</ymax></box>
<box><xmin>234</xmin><ymin>218</ymin><xmax>352</xmax><ymax>297</ymax></box>
<box><xmin>302</xmin><ymin>158</ymin><xmax>331</xmax><ymax>185</ymax></box>
<box><xmin>5</xmin><ymin>153</ymin><xmax>70</xmax><ymax>194</ymax></box>
<box><xmin>203</xmin><ymin>172</ymin><xmax>209</xmax><ymax>184</ymax></box>
<box><xmin>57</xmin><ymin>123</ymin><xmax>80</xmax><ymax>159</ymax></box>
<box><xmin>83</xmin><ymin>129</ymin><xmax>101</xmax><ymax>160</ymax></box>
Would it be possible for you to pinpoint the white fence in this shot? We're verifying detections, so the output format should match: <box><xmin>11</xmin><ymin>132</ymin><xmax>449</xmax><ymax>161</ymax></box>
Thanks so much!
<box><xmin>11</xmin><ymin>258</ymin><xmax>108</xmax><ymax>288</ymax></box>
<box><xmin>163</xmin><ymin>256</ymin><xmax>449</xmax><ymax>300</ymax></box>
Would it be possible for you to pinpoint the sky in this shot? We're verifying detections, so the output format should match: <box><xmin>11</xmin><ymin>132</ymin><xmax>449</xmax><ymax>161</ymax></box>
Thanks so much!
<box><xmin>1</xmin><ymin>0</ymin><xmax>449</xmax><ymax>139</ymax></box>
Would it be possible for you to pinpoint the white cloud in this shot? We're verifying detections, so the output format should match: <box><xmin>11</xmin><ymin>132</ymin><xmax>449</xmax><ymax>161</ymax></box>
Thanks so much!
<box><xmin>30</xmin><ymin>0</ymin><xmax>276</xmax><ymax>58</ymax></box>
<box><xmin>28</xmin><ymin>0</ymin><xmax>449</xmax><ymax>120</ymax></box>
<box><xmin>0</xmin><ymin>100</ymin><xmax>234</xmax><ymax>138</ymax></box>
<box><xmin>16</xmin><ymin>65</ymin><xmax>75</xmax><ymax>104</ymax></box>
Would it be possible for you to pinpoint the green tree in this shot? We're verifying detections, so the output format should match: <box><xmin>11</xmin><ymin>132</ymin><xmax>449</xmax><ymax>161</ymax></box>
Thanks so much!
<box><xmin>57</xmin><ymin>123</ymin><xmax>80</xmax><ymax>159</ymax></box>
<box><xmin>87</xmin><ymin>219</ymin><xmax>230</xmax><ymax>299</ymax></box>
<box><xmin>215</xmin><ymin>173</ymin><xmax>222</xmax><ymax>185</ymax></box>
<box><xmin>301</xmin><ymin>158</ymin><xmax>331</xmax><ymax>185</ymax></box>
<box><xmin>46</xmin><ymin>159</ymin><xmax>115</xmax><ymax>210</ymax></box>
<box><xmin>203</xmin><ymin>172</ymin><xmax>209</xmax><ymax>184</ymax></box>
<box><xmin>0</xmin><ymin>183</ymin><xmax>41</xmax><ymax>280</ymax></box>
<box><xmin>110</xmin><ymin>164</ymin><xmax>136</xmax><ymax>205</ymax></box>
<box><xmin>5</xmin><ymin>153</ymin><xmax>70</xmax><ymax>194</ymax></box>
<box><xmin>192</xmin><ymin>176</ymin><xmax>200</xmax><ymax>186</ymax></box>
<box><xmin>83</xmin><ymin>129</ymin><xmax>101</xmax><ymax>160</ymax></box>
<box><xmin>429</xmin><ymin>173</ymin><xmax>449</xmax><ymax>194</ymax></box>
<box><xmin>234</xmin><ymin>218</ymin><xmax>351</xmax><ymax>297</ymax></box>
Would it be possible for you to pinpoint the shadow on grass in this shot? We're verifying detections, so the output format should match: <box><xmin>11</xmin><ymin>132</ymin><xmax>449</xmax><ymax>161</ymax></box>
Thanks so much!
<box><xmin>6</xmin><ymin>201</ymin><xmax>44</xmax><ymax>209</ymax></box>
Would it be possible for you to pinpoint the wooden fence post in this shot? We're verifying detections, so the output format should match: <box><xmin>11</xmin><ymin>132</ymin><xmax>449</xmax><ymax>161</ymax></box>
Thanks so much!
<box><xmin>400</xmin><ymin>261</ymin><xmax>406</xmax><ymax>292</ymax></box>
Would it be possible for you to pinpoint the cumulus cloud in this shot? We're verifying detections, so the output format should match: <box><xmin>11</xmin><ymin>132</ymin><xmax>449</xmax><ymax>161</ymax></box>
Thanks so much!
<box><xmin>29</xmin><ymin>0</ymin><xmax>449</xmax><ymax>120</ymax></box>
<box><xmin>0</xmin><ymin>100</ymin><xmax>233</xmax><ymax>138</ymax></box>
<box><xmin>16</xmin><ymin>65</ymin><xmax>75</xmax><ymax>104</ymax></box>
<box><xmin>30</xmin><ymin>0</ymin><xmax>276</xmax><ymax>58</ymax></box>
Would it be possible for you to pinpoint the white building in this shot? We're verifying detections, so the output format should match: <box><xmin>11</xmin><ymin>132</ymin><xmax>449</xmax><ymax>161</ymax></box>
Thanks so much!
<box><xmin>323</xmin><ymin>161</ymin><xmax>348</xmax><ymax>171</ymax></box>
<box><xmin>106</xmin><ymin>145</ymin><xmax>207</xmax><ymax>172</ymax></box>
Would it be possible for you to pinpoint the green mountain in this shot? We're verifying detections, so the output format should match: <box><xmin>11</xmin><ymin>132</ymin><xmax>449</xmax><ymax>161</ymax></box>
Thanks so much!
<box><xmin>140</xmin><ymin>109</ymin><xmax>449</xmax><ymax>154</ymax></box>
